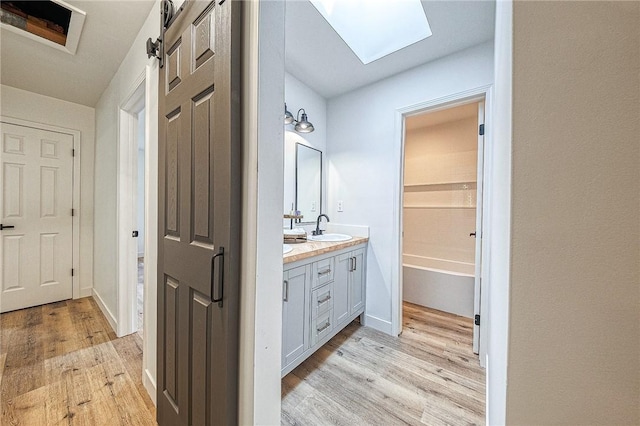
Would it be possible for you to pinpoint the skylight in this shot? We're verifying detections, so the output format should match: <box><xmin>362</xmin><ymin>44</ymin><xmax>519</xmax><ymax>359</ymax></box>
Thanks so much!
<box><xmin>309</xmin><ymin>0</ymin><xmax>432</xmax><ymax>65</ymax></box>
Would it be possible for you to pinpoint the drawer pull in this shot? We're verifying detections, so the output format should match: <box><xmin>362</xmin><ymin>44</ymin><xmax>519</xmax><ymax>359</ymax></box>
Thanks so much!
<box><xmin>318</xmin><ymin>268</ymin><xmax>331</xmax><ymax>276</ymax></box>
<box><xmin>318</xmin><ymin>294</ymin><xmax>331</xmax><ymax>304</ymax></box>
<box><xmin>283</xmin><ymin>280</ymin><xmax>289</xmax><ymax>302</ymax></box>
<box><xmin>317</xmin><ymin>321</ymin><xmax>330</xmax><ymax>333</ymax></box>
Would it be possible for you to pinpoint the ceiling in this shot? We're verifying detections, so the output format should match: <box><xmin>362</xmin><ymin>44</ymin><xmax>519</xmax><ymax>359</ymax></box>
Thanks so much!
<box><xmin>405</xmin><ymin>102</ymin><xmax>478</xmax><ymax>131</ymax></box>
<box><xmin>1</xmin><ymin>1</ymin><xmax>495</xmax><ymax>107</ymax></box>
<box><xmin>285</xmin><ymin>0</ymin><xmax>495</xmax><ymax>99</ymax></box>
<box><xmin>0</xmin><ymin>0</ymin><xmax>155</xmax><ymax>107</ymax></box>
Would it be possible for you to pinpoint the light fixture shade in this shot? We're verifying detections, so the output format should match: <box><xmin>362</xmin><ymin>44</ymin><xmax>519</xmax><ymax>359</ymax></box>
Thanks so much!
<box><xmin>284</xmin><ymin>103</ymin><xmax>294</xmax><ymax>125</ymax></box>
<box><xmin>295</xmin><ymin>111</ymin><xmax>314</xmax><ymax>133</ymax></box>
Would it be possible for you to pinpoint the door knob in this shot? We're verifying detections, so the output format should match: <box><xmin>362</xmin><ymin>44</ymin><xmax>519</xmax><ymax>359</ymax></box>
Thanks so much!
<box><xmin>0</xmin><ymin>224</ymin><xmax>15</xmax><ymax>230</ymax></box>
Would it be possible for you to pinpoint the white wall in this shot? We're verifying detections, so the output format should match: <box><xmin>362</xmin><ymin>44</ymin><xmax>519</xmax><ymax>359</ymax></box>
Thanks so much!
<box><xmin>0</xmin><ymin>84</ymin><xmax>95</xmax><ymax>297</ymax></box>
<box><xmin>403</xmin><ymin>117</ymin><xmax>478</xmax><ymax>264</ymax></box>
<box><xmin>326</xmin><ymin>41</ymin><xmax>494</xmax><ymax>334</ymax></box>
<box><xmin>93</xmin><ymin>1</ymin><xmax>160</xmax><ymax>402</ymax></box>
<box><xmin>486</xmin><ymin>1</ymin><xmax>512</xmax><ymax>423</ymax></box>
<box><xmin>506</xmin><ymin>2</ymin><xmax>640</xmax><ymax>424</ymax></box>
<box><xmin>239</xmin><ymin>1</ymin><xmax>285</xmax><ymax>424</ymax></box>
<box><xmin>284</xmin><ymin>72</ymin><xmax>327</xmax><ymax>227</ymax></box>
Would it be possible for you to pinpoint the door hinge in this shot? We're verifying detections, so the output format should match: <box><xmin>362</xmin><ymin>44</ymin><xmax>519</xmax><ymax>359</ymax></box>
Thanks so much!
<box><xmin>72</xmin><ymin>148</ymin><xmax>75</xmax><ymax>157</ymax></box>
<box><xmin>71</xmin><ymin>208</ymin><xmax>75</xmax><ymax>217</ymax></box>
<box><xmin>479</xmin><ymin>124</ymin><xmax>485</xmax><ymax>136</ymax></box>
<box><xmin>474</xmin><ymin>314</ymin><xmax>481</xmax><ymax>326</ymax></box>
<box><xmin>71</xmin><ymin>268</ymin><xmax>75</xmax><ymax>277</ymax></box>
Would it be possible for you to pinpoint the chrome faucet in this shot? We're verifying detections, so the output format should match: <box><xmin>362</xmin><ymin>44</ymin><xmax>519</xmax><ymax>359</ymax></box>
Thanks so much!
<box><xmin>313</xmin><ymin>214</ymin><xmax>330</xmax><ymax>236</ymax></box>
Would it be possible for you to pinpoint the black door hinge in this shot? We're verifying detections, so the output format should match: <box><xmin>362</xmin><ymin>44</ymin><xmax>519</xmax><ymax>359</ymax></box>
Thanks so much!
<box><xmin>71</xmin><ymin>208</ymin><xmax>75</xmax><ymax>217</ymax></box>
<box><xmin>479</xmin><ymin>124</ymin><xmax>485</xmax><ymax>136</ymax></box>
<box><xmin>474</xmin><ymin>314</ymin><xmax>480</xmax><ymax>326</ymax></box>
<box><xmin>71</xmin><ymin>268</ymin><xmax>75</xmax><ymax>277</ymax></box>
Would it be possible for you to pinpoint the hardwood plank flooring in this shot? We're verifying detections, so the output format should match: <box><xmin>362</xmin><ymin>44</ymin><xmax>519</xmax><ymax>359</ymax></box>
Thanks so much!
<box><xmin>282</xmin><ymin>302</ymin><xmax>485</xmax><ymax>425</ymax></box>
<box><xmin>0</xmin><ymin>297</ymin><xmax>156</xmax><ymax>426</ymax></box>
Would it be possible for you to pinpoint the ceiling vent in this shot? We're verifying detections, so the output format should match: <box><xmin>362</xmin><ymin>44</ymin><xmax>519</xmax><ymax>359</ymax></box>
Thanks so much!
<box><xmin>0</xmin><ymin>0</ymin><xmax>86</xmax><ymax>55</ymax></box>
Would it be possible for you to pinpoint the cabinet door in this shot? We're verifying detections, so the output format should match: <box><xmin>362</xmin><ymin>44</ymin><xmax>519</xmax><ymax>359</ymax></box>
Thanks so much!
<box><xmin>333</xmin><ymin>253</ymin><xmax>351</xmax><ymax>326</ymax></box>
<box><xmin>350</xmin><ymin>248</ymin><xmax>365</xmax><ymax>315</ymax></box>
<box><xmin>282</xmin><ymin>265</ymin><xmax>308</xmax><ymax>367</ymax></box>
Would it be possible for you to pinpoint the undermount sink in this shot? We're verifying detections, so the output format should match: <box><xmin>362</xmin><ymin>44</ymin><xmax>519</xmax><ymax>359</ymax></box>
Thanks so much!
<box><xmin>308</xmin><ymin>233</ymin><xmax>352</xmax><ymax>242</ymax></box>
<box><xmin>283</xmin><ymin>244</ymin><xmax>293</xmax><ymax>254</ymax></box>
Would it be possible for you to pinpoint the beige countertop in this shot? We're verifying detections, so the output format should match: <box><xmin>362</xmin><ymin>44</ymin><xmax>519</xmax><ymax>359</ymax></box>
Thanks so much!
<box><xmin>283</xmin><ymin>236</ymin><xmax>369</xmax><ymax>264</ymax></box>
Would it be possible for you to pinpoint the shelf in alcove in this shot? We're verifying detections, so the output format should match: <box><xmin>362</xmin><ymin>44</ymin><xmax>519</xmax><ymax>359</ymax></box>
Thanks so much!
<box><xmin>404</xmin><ymin>205</ymin><xmax>476</xmax><ymax>209</ymax></box>
<box><xmin>404</xmin><ymin>180</ymin><xmax>476</xmax><ymax>190</ymax></box>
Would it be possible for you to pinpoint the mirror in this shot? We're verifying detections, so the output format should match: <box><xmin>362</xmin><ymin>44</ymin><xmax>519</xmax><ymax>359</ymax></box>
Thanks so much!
<box><xmin>295</xmin><ymin>143</ymin><xmax>322</xmax><ymax>223</ymax></box>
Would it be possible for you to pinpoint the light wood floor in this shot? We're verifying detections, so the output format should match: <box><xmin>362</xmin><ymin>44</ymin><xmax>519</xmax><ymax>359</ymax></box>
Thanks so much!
<box><xmin>0</xmin><ymin>297</ymin><xmax>156</xmax><ymax>425</ymax></box>
<box><xmin>282</xmin><ymin>302</ymin><xmax>485</xmax><ymax>425</ymax></box>
<box><xmin>1</xmin><ymin>298</ymin><xmax>483</xmax><ymax>425</ymax></box>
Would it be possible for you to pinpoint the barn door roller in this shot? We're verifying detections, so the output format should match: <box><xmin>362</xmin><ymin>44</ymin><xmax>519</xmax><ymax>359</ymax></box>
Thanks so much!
<box><xmin>146</xmin><ymin>0</ymin><xmax>177</xmax><ymax>68</ymax></box>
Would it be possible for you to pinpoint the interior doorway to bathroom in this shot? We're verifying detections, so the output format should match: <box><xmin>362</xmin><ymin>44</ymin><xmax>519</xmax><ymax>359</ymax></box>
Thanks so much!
<box><xmin>398</xmin><ymin>96</ymin><xmax>486</xmax><ymax>360</ymax></box>
<box><xmin>117</xmin><ymin>75</ymin><xmax>147</xmax><ymax>338</ymax></box>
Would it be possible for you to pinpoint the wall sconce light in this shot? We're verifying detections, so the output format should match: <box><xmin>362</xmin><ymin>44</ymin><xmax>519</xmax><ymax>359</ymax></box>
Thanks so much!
<box><xmin>284</xmin><ymin>104</ymin><xmax>315</xmax><ymax>133</ymax></box>
<box><xmin>284</xmin><ymin>103</ymin><xmax>294</xmax><ymax>125</ymax></box>
<box><xmin>294</xmin><ymin>109</ymin><xmax>314</xmax><ymax>133</ymax></box>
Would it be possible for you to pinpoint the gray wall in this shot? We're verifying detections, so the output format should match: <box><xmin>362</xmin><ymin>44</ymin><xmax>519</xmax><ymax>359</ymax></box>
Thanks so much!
<box><xmin>506</xmin><ymin>2</ymin><xmax>640</xmax><ymax>423</ymax></box>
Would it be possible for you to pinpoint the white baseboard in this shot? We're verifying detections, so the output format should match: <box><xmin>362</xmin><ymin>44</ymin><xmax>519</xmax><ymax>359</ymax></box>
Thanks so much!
<box><xmin>92</xmin><ymin>289</ymin><xmax>117</xmax><ymax>334</ymax></box>
<box><xmin>143</xmin><ymin>368</ymin><xmax>157</xmax><ymax>406</ymax></box>
<box><xmin>79</xmin><ymin>286</ymin><xmax>93</xmax><ymax>298</ymax></box>
<box><xmin>364</xmin><ymin>314</ymin><xmax>393</xmax><ymax>335</ymax></box>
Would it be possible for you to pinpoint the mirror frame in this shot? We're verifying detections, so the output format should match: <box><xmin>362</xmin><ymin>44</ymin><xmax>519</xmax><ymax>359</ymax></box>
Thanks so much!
<box><xmin>295</xmin><ymin>143</ymin><xmax>322</xmax><ymax>224</ymax></box>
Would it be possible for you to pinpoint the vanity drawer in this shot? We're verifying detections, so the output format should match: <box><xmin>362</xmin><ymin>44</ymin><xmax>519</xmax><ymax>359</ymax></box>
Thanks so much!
<box><xmin>311</xmin><ymin>309</ymin><xmax>333</xmax><ymax>346</ymax></box>
<box><xmin>311</xmin><ymin>283</ymin><xmax>333</xmax><ymax>318</ymax></box>
<box><xmin>312</xmin><ymin>257</ymin><xmax>335</xmax><ymax>288</ymax></box>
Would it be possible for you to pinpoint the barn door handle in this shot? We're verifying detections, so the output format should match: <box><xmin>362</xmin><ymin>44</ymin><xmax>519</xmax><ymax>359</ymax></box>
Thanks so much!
<box><xmin>211</xmin><ymin>246</ymin><xmax>225</xmax><ymax>307</ymax></box>
<box><xmin>0</xmin><ymin>224</ymin><xmax>15</xmax><ymax>230</ymax></box>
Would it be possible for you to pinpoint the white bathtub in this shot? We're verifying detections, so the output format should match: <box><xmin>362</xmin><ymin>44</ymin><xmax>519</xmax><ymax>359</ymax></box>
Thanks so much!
<box><xmin>402</xmin><ymin>254</ymin><xmax>475</xmax><ymax>318</ymax></box>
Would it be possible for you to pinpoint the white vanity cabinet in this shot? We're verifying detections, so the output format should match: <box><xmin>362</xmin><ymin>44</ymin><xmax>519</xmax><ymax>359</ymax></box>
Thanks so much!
<box><xmin>333</xmin><ymin>247</ymin><xmax>365</xmax><ymax>327</ymax></box>
<box><xmin>282</xmin><ymin>242</ymin><xmax>367</xmax><ymax>377</ymax></box>
<box><xmin>282</xmin><ymin>265</ymin><xmax>310</xmax><ymax>368</ymax></box>
<box><xmin>350</xmin><ymin>248</ymin><xmax>366</xmax><ymax>314</ymax></box>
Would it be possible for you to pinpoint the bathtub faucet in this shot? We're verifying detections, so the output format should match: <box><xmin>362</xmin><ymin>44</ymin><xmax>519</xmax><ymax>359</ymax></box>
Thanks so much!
<box><xmin>313</xmin><ymin>214</ymin><xmax>330</xmax><ymax>236</ymax></box>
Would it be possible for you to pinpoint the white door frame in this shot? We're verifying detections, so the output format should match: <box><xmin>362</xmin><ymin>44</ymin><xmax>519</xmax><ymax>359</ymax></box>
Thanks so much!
<box><xmin>117</xmin><ymin>71</ymin><xmax>146</xmax><ymax>337</ymax></box>
<box><xmin>0</xmin><ymin>116</ymin><xmax>82</xmax><ymax>300</ymax></box>
<box><xmin>392</xmin><ymin>85</ymin><xmax>493</xmax><ymax>365</ymax></box>
<box><xmin>473</xmin><ymin>100</ymin><xmax>486</xmax><ymax>354</ymax></box>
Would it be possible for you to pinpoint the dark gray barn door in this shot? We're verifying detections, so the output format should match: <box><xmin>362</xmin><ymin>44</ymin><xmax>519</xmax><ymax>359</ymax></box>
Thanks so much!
<box><xmin>157</xmin><ymin>1</ymin><xmax>242</xmax><ymax>424</ymax></box>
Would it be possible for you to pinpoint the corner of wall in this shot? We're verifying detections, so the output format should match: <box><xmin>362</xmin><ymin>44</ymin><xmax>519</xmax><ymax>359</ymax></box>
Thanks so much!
<box><xmin>92</xmin><ymin>288</ymin><xmax>117</xmax><ymax>333</ymax></box>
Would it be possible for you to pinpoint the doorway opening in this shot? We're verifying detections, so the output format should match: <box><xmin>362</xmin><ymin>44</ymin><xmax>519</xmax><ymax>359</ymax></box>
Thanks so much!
<box><xmin>401</xmin><ymin>100</ymin><xmax>483</xmax><ymax>358</ymax></box>
<box><xmin>136</xmin><ymin>108</ymin><xmax>146</xmax><ymax>336</ymax></box>
<box><xmin>394</xmin><ymin>89</ymin><xmax>490</xmax><ymax>364</ymax></box>
<box><xmin>117</xmin><ymin>74</ymin><xmax>146</xmax><ymax>338</ymax></box>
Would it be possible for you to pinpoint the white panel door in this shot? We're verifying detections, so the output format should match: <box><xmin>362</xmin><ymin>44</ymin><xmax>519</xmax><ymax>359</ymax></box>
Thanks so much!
<box><xmin>1</xmin><ymin>122</ymin><xmax>73</xmax><ymax>313</ymax></box>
